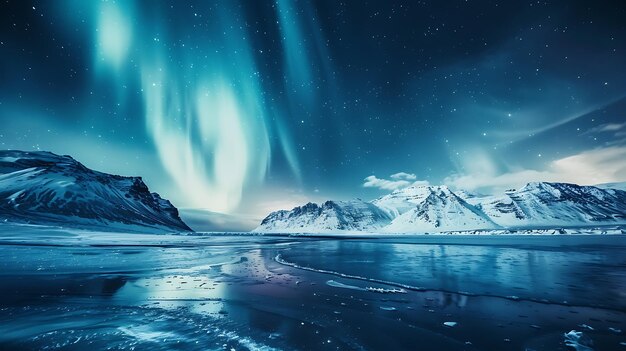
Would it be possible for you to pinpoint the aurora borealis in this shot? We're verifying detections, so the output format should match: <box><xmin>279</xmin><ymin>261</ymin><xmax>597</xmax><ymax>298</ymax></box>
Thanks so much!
<box><xmin>2</xmin><ymin>1</ymin><xmax>626</xmax><ymax>227</ymax></box>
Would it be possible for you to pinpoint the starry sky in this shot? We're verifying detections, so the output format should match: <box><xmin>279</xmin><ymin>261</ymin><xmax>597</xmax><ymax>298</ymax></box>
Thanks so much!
<box><xmin>1</xmin><ymin>1</ymin><xmax>626</xmax><ymax>228</ymax></box>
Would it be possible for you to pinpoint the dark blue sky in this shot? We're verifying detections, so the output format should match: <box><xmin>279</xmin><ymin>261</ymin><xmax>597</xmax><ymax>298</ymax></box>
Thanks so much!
<box><xmin>1</xmin><ymin>0</ymin><xmax>626</xmax><ymax>219</ymax></box>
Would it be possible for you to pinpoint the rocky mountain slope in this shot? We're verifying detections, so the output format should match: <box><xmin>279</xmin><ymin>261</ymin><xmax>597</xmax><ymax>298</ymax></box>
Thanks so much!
<box><xmin>0</xmin><ymin>150</ymin><xmax>191</xmax><ymax>233</ymax></box>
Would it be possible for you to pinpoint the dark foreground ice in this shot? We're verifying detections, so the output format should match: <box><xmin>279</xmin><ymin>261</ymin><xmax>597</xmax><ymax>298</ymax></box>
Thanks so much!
<box><xmin>0</xmin><ymin>225</ymin><xmax>625</xmax><ymax>350</ymax></box>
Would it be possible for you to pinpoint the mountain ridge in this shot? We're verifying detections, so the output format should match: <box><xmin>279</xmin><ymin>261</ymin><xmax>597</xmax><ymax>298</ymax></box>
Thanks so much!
<box><xmin>0</xmin><ymin>150</ymin><xmax>192</xmax><ymax>233</ymax></box>
<box><xmin>255</xmin><ymin>182</ymin><xmax>626</xmax><ymax>233</ymax></box>
<box><xmin>254</xmin><ymin>199</ymin><xmax>391</xmax><ymax>233</ymax></box>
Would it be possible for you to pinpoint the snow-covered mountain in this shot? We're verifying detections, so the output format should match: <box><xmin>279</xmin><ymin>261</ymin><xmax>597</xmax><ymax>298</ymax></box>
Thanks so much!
<box><xmin>254</xmin><ymin>183</ymin><xmax>626</xmax><ymax>233</ymax></box>
<box><xmin>252</xmin><ymin>199</ymin><xmax>391</xmax><ymax>233</ymax></box>
<box><xmin>473</xmin><ymin>182</ymin><xmax>626</xmax><ymax>227</ymax></box>
<box><xmin>595</xmin><ymin>181</ymin><xmax>626</xmax><ymax>192</ymax></box>
<box><xmin>0</xmin><ymin>150</ymin><xmax>191</xmax><ymax>233</ymax></box>
<box><xmin>384</xmin><ymin>186</ymin><xmax>499</xmax><ymax>232</ymax></box>
<box><xmin>372</xmin><ymin>185</ymin><xmax>438</xmax><ymax>217</ymax></box>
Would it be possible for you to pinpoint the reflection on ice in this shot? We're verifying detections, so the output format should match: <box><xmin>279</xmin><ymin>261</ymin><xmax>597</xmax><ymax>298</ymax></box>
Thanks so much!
<box><xmin>118</xmin><ymin>325</ymin><xmax>178</xmax><ymax>343</ymax></box>
<box><xmin>114</xmin><ymin>274</ymin><xmax>226</xmax><ymax>313</ymax></box>
<box><xmin>279</xmin><ymin>240</ymin><xmax>626</xmax><ymax>309</ymax></box>
<box><xmin>429</xmin><ymin>292</ymin><xmax>468</xmax><ymax>308</ymax></box>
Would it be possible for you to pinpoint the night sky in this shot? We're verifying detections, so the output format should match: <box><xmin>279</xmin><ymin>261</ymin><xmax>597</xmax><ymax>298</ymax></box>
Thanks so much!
<box><xmin>1</xmin><ymin>1</ymin><xmax>626</xmax><ymax>225</ymax></box>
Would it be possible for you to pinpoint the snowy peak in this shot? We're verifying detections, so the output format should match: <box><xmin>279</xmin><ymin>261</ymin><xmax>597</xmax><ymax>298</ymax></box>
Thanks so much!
<box><xmin>254</xmin><ymin>199</ymin><xmax>391</xmax><ymax>233</ymax></box>
<box><xmin>476</xmin><ymin>182</ymin><xmax>626</xmax><ymax>227</ymax></box>
<box><xmin>385</xmin><ymin>186</ymin><xmax>499</xmax><ymax>232</ymax></box>
<box><xmin>0</xmin><ymin>150</ymin><xmax>191</xmax><ymax>233</ymax></box>
<box><xmin>372</xmin><ymin>185</ymin><xmax>455</xmax><ymax>218</ymax></box>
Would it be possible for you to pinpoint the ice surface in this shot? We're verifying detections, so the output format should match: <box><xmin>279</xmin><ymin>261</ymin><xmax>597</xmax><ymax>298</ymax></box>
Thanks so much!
<box><xmin>1</xmin><ymin>227</ymin><xmax>625</xmax><ymax>350</ymax></box>
<box><xmin>326</xmin><ymin>279</ymin><xmax>366</xmax><ymax>291</ymax></box>
<box><xmin>276</xmin><ymin>237</ymin><xmax>626</xmax><ymax>310</ymax></box>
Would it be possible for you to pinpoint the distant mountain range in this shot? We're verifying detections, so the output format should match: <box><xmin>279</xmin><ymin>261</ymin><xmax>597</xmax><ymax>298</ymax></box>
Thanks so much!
<box><xmin>0</xmin><ymin>150</ymin><xmax>191</xmax><ymax>233</ymax></box>
<box><xmin>3</xmin><ymin>150</ymin><xmax>625</xmax><ymax>235</ymax></box>
<box><xmin>254</xmin><ymin>182</ymin><xmax>626</xmax><ymax>233</ymax></box>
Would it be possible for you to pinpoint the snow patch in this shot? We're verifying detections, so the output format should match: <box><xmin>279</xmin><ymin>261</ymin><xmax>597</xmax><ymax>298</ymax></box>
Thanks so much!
<box><xmin>563</xmin><ymin>330</ymin><xmax>594</xmax><ymax>351</ymax></box>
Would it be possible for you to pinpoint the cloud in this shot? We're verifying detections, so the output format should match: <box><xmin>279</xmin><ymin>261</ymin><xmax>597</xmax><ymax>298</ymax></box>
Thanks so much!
<box><xmin>444</xmin><ymin>146</ymin><xmax>626</xmax><ymax>192</ymax></box>
<box><xmin>552</xmin><ymin>146</ymin><xmax>626</xmax><ymax>183</ymax></box>
<box><xmin>390</xmin><ymin>172</ymin><xmax>417</xmax><ymax>180</ymax></box>
<box><xmin>363</xmin><ymin>174</ymin><xmax>429</xmax><ymax>191</ymax></box>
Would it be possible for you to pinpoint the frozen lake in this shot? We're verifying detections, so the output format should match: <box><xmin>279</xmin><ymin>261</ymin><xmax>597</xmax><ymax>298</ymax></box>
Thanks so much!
<box><xmin>0</xmin><ymin>226</ymin><xmax>625</xmax><ymax>350</ymax></box>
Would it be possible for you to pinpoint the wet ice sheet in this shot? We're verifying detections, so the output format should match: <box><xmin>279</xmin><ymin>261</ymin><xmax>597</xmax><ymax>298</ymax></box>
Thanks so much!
<box><xmin>278</xmin><ymin>238</ymin><xmax>626</xmax><ymax>310</ymax></box>
<box><xmin>0</xmin><ymin>243</ymin><xmax>291</xmax><ymax>350</ymax></box>
<box><xmin>1</xmin><ymin>227</ymin><xmax>625</xmax><ymax>350</ymax></box>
